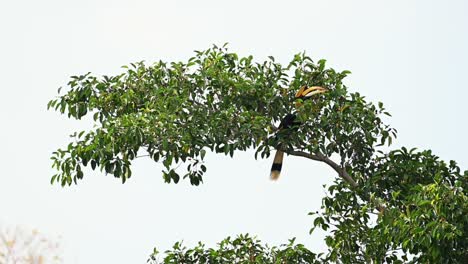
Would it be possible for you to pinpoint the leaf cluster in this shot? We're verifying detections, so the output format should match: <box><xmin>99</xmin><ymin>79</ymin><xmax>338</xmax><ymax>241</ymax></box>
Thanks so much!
<box><xmin>147</xmin><ymin>234</ymin><xmax>320</xmax><ymax>264</ymax></box>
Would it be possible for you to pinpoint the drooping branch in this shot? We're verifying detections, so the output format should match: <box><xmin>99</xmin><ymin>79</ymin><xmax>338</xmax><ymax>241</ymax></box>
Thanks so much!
<box><xmin>285</xmin><ymin>150</ymin><xmax>389</xmax><ymax>213</ymax></box>
<box><xmin>285</xmin><ymin>150</ymin><xmax>359</xmax><ymax>188</ymax></box>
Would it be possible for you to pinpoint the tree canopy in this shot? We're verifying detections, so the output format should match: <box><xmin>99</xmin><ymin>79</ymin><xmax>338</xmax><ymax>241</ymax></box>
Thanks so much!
<box><xmin>146</xmin><ymin>235</ymin><xmax>320</xmax><ymax>264</ymax></box>
<box><xmin>49</xmin><ymin>45</ymin><xmax>467</xmax><ymax>263</ymax></box>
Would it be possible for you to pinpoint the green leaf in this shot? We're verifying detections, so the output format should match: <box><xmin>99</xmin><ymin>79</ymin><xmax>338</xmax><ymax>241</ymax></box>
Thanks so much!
<box><xmin>170</xmin><ymin>170</ymin><xmax>180</xmax><ymax>184</ymax></box>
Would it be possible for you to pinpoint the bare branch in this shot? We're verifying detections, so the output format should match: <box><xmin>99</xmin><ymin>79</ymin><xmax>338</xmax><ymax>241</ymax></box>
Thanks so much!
<box><xmin>283</xmin><ymin>149</ymin><xmax>389</xmax><ymax>212</ymax></box>
<box><xmin>284</xmin><ymin>149</ymin><xmax>359</xmax><ymax>188</ymax></box>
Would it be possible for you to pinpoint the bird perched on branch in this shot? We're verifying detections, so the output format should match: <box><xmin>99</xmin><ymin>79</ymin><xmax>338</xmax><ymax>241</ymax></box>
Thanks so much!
<box><xmin>270</xmin><ymin>85</ymin><xmax>328</xmax><ymax>180</ymax></box>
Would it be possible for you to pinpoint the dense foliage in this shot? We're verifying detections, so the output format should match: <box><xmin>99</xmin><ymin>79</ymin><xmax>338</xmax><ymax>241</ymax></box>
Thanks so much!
<box><xmin>49</xmin><ymin>45</ymin><xmax>467</xmax><ymax>263</ymax></box>
<box><xmin>47</xmin><ymin>44</ymin><xmax>394</xmax><ymax>186</ymax></box>
<box><xmin>147</xmin><ymin>235</ymin><xmax>320</xmax><ymax>264</ymax></box>
<box><xmin>312</xmin><ymin>148</ymin><xmax>467</xmax><ymax>263</ymax></box>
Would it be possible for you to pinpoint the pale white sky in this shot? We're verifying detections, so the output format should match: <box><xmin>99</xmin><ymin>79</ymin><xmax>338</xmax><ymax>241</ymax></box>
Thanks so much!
<box><xmin>0</xmin><ymin>0</ymin><xmax>467</xmax><ymax>263</ymax></box>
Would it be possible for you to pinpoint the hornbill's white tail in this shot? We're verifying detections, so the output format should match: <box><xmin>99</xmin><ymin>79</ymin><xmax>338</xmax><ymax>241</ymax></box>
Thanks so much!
<box><xmin>270</xmin><ymin>150</ymin><xmax>284</xmax><ymax>180</ymax></box>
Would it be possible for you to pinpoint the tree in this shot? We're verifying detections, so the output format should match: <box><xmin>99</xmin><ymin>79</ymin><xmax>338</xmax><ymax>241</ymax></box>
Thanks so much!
<box><xmin>0</xmin><ymin>226</ymin><xmax>63</xmax><ymax>264</ymax></box>
<box><xmin>146</xmin><ymin>235</ymin><xmax>320</xmax><ymax>264</ymax></box>
<box><xmin>48</xmin><ymin>45</ymin><xmax>467</xmax><ymax>263</ymax></box>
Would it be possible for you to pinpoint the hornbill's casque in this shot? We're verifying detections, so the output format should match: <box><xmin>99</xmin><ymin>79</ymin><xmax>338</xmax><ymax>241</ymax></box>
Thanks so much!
<box><xmin>270</xmin><ymin>85</ymin><xmax>328</xmax><ymax>180</ymax></box>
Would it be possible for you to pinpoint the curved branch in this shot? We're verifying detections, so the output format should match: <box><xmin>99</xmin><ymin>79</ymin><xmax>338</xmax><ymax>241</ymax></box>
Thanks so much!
<box><xmin>284</xmin><ymin>150</ymin><xmax>358</xmax><ymax>188</ymax></box>
<box><xmin>285</xmin><ymin>149</ymin><xmax>388</xmax><ymax>212</ymax></box>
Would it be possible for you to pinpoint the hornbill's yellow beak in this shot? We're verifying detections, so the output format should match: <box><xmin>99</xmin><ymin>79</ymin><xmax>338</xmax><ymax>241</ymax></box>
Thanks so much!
<box><xmin>295</xmin><ymin>85</ymin><xmax>328</xmax><ymax>98</ymax></box>
<box><xmin>294</xmin><ymin>86</ymin><xmax>328</xmax><ymax>108</ymax></box>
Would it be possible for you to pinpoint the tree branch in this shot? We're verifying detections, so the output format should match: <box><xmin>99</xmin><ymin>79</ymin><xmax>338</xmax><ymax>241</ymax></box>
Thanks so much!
<box><xmin>284</xmin><ymin>149</ymin><xmax>359</xmax><ymax>188</ymax></box>
<box><xmin>284</xmin><ymin>149</ymin><xmax>389</xmax><ymax>213</ymax></box>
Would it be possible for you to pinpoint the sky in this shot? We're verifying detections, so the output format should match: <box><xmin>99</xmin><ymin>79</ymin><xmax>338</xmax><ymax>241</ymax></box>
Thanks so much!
<box><xmin>0</xmin><ymin>0</ymin><xmax>467</xmax><ymax>263</ymax></box>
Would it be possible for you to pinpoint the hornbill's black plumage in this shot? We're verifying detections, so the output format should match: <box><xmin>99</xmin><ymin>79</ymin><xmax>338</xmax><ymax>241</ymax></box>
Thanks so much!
<box><xmin>270</xmin><ymin>85</ymin><xmax>328</xmax><ymax>180</ymax></box>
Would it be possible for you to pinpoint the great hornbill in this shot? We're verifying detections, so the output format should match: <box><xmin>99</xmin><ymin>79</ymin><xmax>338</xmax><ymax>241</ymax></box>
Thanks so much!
<box><xmin>270</xmin><ymin>85</ymin><xmax>328</xmax><ymax>180</ymax></box>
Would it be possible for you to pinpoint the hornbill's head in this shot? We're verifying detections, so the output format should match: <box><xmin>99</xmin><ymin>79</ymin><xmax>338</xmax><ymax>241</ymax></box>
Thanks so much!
<box><xmin>294</xmin><ymin>85</ymin><xmax>328</xmax><ymax>107</ymax></box>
